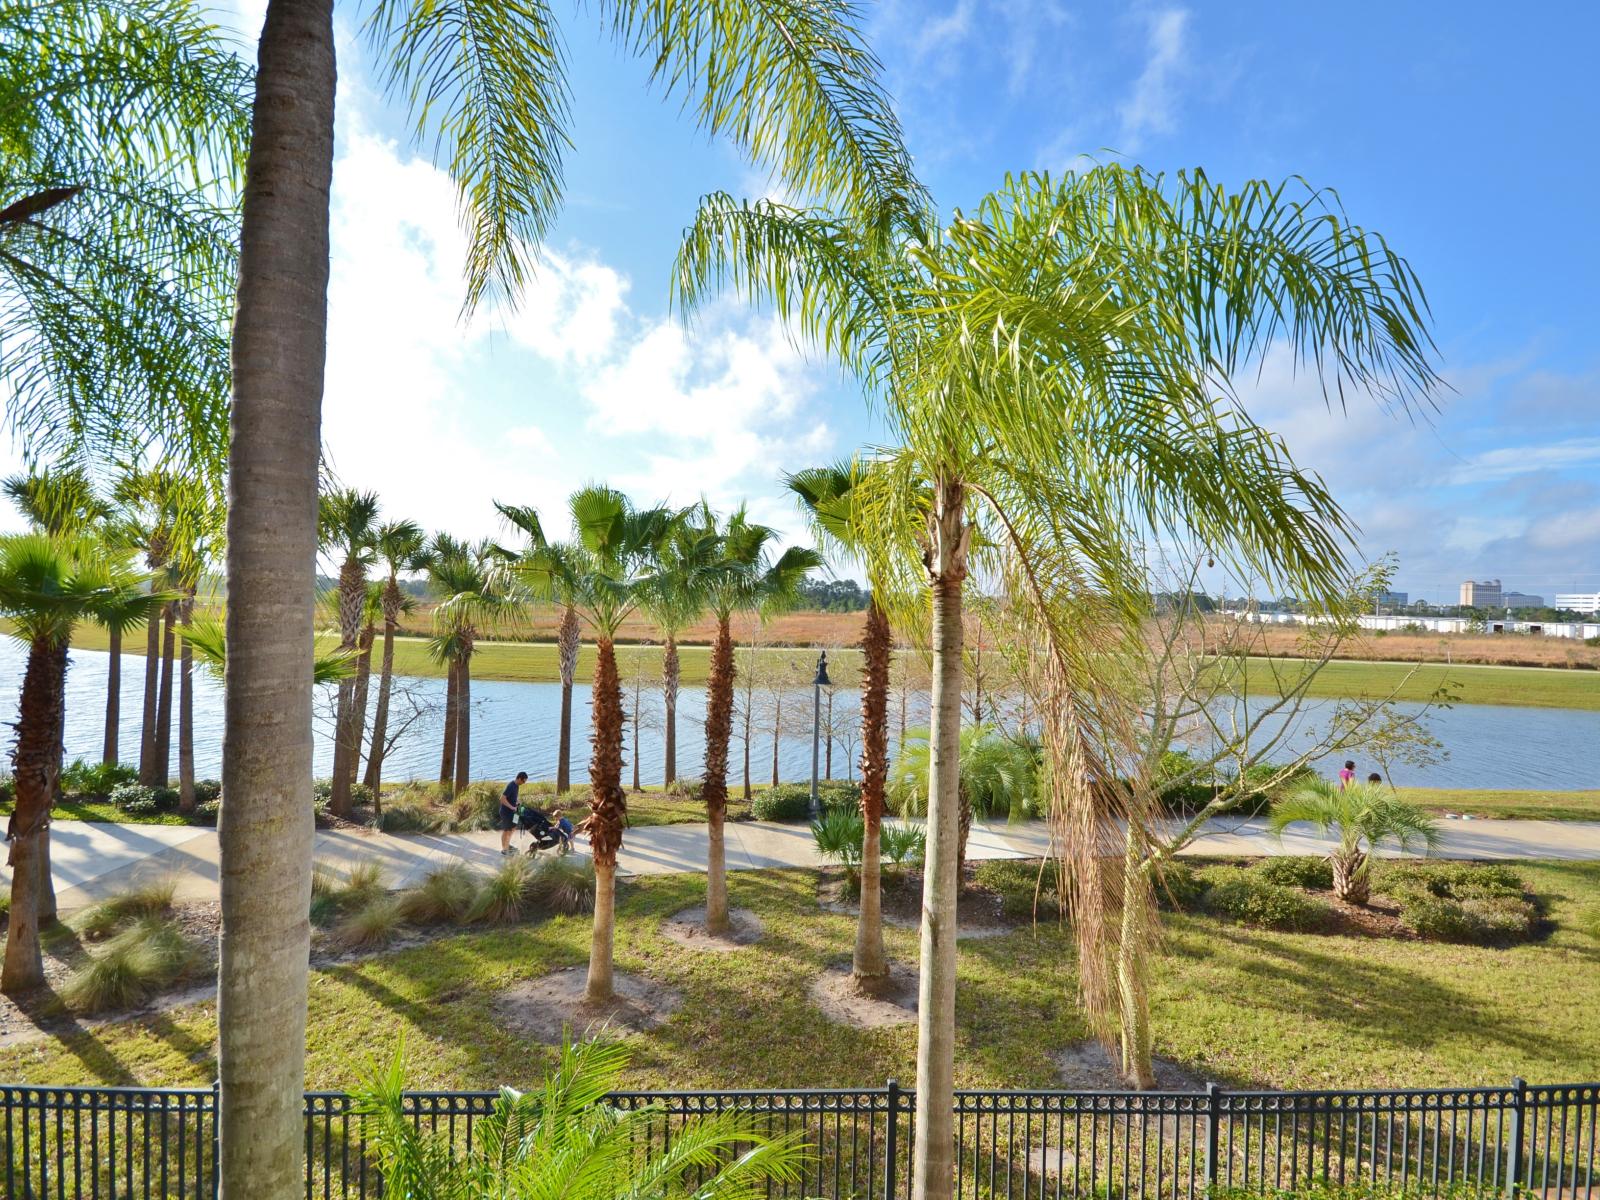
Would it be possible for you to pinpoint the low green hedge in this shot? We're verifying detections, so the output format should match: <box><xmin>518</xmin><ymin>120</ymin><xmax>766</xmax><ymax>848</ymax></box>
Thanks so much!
<box><xmin>1200</xmin><ymin>870</ymin><xmax>1333</xmax><ymax>933</ymax></box>
<box><xmin>752</xmin><ymin>781</ymin><xmax>860</xmax><ymax>822</ymax></box>
<box><xmin>1377</xmin><ymin>862</ymin><xmax>1541</xmax><ymax>945</ymax></box>
<box><xmin>1255</xmin><ymin>855</ymin><xmax>1335</xmax><ymax>891</ymax></box>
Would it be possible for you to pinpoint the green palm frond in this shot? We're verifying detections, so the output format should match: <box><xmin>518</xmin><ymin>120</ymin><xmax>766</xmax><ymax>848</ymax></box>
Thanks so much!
<box><xmin>1269</xmin><ymin>778</ymin><xmax>1440</xmax><ymax>856</ymax></box>
<box><xmin>182</xmin><ymin>615</ymin><xmax>355</xmax><ymax>685</ymax></box>
<box><xmin>0</xmin><ymin>532</ymin><xmax>168</xmax><ymax>646</ymax></box>
<box><xmin>3</xmin><ymin>466</ymin><xmax>112</xmax><ymax>537</ymax></box>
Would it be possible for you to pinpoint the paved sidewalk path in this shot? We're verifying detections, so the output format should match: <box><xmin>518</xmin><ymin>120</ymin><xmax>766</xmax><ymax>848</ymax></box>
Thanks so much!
<box><xmin>8</xmin><ymin>813</ymin><xmax>1599</xmax><ymax>913</ymax></box>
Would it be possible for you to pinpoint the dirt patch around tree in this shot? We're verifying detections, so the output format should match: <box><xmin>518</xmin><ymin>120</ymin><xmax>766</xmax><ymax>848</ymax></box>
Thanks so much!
<box><xmin>816</xmin><ymin>871</ymin><xmax>1014</xmax><ymax>939</ymax></box>
<box><xmin>1053</xmin><ymin>1039</ymin><xmax>1206</xmax><ymax>1091</ymax></box>
<box><xmin>493</xmin><ymin>966</ymin><xmax>682</xmax><ymax>1044</ymax></box>
<box><xmin>659</xmin><ymin>906</ymin><xmax>765</xmax><ymax>951</ymax></box>
<box><xmin>809</xmin><ymin>962</ymin><xmax>919</xmax><ymax>1029</ymax></box>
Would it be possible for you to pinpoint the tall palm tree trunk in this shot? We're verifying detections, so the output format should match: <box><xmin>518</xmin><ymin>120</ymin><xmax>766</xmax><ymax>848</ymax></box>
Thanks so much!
<box><xmin>154</xmin><ymin>603</ymin><xmax>176</xmax><ymax>784</ymax></box>
<box><xmin>701</xmin><ymin>615</ymin><xmax>735</xmax><ymax>934</ymax></box>
<box><xmin>178</xmin><ymin>596</ymin><xmax>196</xmax><ymax>813</ymax></box>
<box><xmin>913</xmin><ymin>480</ymin><xmax>968</xmax><ymax>1200</ymax></box>
<box><xmin>2</xmin><ymin>638</ymin><xmax>68</xmax><ymax>994</ymax></box>
<box><xmin>585</xmin><ymin>637</ymin><xmax>625</xmax><ymax>1004</ymax></box>
<box><xmin>453</xmin><ymin>650</ymin><xmax>471</xmax><ymax>796</ymax></box>
<box><xmin>102</xmin><ymin>624</ymin><xmax>121</xmax><ymax>765</ymax></box>
<box><xmin>138</xmin><ymin>613</ymin><xmax>160</xmax><ymax>782</ymax></box>
<box><xmin>770</xmin><ymin>694</ymin><xmax>781</xmax><ymax>786</ymax></box>
<box><xmin>854</xmin><ymin>600</ymin><xmax>891</xmax><ymax>989</ymax></box>
<box><xmin>329</xmin><ymin>559</ymin><xmax>363</xmax><ymax>816</ymax></box>
<box><xmin>350</xmin><ymin>623</ymin><xmax>374</xmax><ymax>791</ymax></box>
<box><xmin>217</xmin><ymin>1</ymin><xmax>335</xmax><ymax>1195</ymax></box>
<box><xmin>825</xmin><ymin>690</ymin><xmax>834</xmax><ymax>778</ymax></box>
<box><xmin>439</xmin><ymin>657</ymin><xmax>459</xmax><ymax>786</ymax></box>
<box><xmin>741</xmin><ymin>707</ymin><xmax>751</xmax><ymax>800</ymax></box>
<box><xmin>362</xmin><ymin>605</ymin><xmax>399</xmax><ymax>791</ymax></box>
<box><xmin>631</xmin><ymin>678</ymin><xmax>641</xmax><ymax>792</ymax></box>
<box><xmin>556</xmin><ymin>604</ymin><xmax>579</xmax><ymax>793</ymax></box>
<box><xmin>662</xmin><ymin>633</ymin><xmax>679</xmax><ymax>786</ymax></box>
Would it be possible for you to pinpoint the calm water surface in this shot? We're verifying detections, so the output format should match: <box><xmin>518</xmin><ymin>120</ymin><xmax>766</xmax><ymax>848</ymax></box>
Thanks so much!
<box><xmin>3</xmin><ymin>642</ymin><xmax>1596</xmax><ymax>791</ymax></box>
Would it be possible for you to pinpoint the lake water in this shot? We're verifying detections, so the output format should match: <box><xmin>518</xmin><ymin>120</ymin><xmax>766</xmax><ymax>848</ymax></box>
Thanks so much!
<box><xmin>3</xmin><ymin>642</ymin><xmax>1597</xmax><ymax>791</ymax></box>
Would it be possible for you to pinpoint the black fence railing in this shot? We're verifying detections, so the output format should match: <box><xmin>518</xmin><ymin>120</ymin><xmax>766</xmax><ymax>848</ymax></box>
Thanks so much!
<box><xmin>2</xmin><ymin>1077</ymin><xmax>1596</xmax><ymax>1199</ymax></box>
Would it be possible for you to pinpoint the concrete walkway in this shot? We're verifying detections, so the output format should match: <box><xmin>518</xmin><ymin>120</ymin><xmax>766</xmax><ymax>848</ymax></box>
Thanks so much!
<box><xmin>8</xmin><ymin>813</ymin><xmax>1600</xmax><ymax>913</ymax></box>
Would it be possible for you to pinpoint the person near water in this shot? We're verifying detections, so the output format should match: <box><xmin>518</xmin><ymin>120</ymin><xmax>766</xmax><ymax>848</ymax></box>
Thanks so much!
<box><xmin>1339</xmin><ymin>760</ymin><xmax>1356</xmax><ymax>790</ymax></box>
<box><xmin>1367</xmin><ymin>772</ymin><xmax>1383</xmax><ymax>787</ymax></box>
<box><xmin>549</xmin><ymin>806</ymin><xmax>575</xmax><ymax>851</ymax></box>
<box><xmin>500</xmin><ymin>771</ymin><xmax>528</xmax><ymax>855</ymax></box>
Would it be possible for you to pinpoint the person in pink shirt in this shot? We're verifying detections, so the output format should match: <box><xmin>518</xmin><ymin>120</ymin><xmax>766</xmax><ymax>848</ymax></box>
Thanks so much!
<box><xmin>1339</xmin><ymin>760</ymin><xmax>1356</xmax><ymax>790</ymax></box>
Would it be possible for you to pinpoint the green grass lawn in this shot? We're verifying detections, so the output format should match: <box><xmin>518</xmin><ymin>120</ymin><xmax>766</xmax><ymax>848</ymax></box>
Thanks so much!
<box><xmin>1241</xmin><ymin>657</ymin><xmax>1600</xmax><ymax>710</ymax></box>
<box><xmin>1399</xmin><ymin>788</ymin><xmax>1600</xmax><ymax>822</ymax></box>
<box><xmin>3</xmin><ymin>860</ymin><xmax>1597</xmax><ymax>1092</ymax></box>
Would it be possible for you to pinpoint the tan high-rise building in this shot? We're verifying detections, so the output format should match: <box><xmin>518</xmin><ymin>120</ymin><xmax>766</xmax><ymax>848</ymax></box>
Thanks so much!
<box><xmin>1459</xmin><ymin>579</ymin><xmax>1503</xmax><ymax>607</ymax></box>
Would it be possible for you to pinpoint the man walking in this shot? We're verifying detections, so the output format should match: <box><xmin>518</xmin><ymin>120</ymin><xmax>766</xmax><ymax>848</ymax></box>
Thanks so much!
<box><xmin>500</xmin><ymin>771</ymin><xmax>528</xmax><ymax>855</ymax></box>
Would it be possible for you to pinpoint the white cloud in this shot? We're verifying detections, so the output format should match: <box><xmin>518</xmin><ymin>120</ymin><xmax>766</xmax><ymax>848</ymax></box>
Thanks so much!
<box><xmin>1116</xmin><ymin>9</ymin><xmax>1190</xmax><ymax>151</ymax></box>
<box><xmin>1446</xmin><ymin>438</ymin><xmax>1600</xmax><ymax>484</ymax></box>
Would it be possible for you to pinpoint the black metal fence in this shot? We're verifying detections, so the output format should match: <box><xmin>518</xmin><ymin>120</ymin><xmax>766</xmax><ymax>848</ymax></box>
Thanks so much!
<box><xmin>2</xmin><ymin>1078</ymin><xmax>1596</xmax><ymax>1199</ymax></box>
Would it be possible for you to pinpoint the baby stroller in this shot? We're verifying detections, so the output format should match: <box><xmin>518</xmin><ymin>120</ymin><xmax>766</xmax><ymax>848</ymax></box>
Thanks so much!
<box><xmin>515</xmin><ymin>804</ymin><xmax>569</xmax><ymax>857</ymax></box>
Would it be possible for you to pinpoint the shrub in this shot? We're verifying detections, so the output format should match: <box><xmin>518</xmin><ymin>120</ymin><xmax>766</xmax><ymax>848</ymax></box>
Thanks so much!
<box><xmin>1255</xmin><ymin>856</ymin><xmax>1335</xmax><ymax>891</ymax></box>
<box><xmin>1157</xmin><ymin>861</ymin><xmax>1206</xmax><ymax>912</ymax></box>
<box><xmin>974</xmin><ymin>858</ymin><xmax>1064</xmax><ymax>920</ymax></box>
<box><xmin>192</xmin><ymin>779</ymin><xmax>222</xmax><ymax>805</ymax></box>
<box><xmin>60</xmin><ymin>918</ymin><xmax>201</xmax><ymax>1013</ymax></box>
<box><xmin>881</xmin><ymin>823</ymin><xmax>925</xmax><ymax>873</ymax></box>
<box><xmin>59</xmin><ymin>758</ymin><xmax>137</xmax><ymax>797</ymax></box>
<box><xmin>1201</xmin><ymin>872</ymin><xmax>1332</xmax><ymax>932</ymax></box>
<box><xmin>74</xmin><ymin>878</ymin><xmax>178</xmax><ymax>939</ymax></box>
<box><xmin>377</xmin><ymin>801</ymin><xmax>445</xmax><ymax>834</ymax></box>
<box><xmin>466</xmin><ymin>857</ymin><xmax>536</xmax><ymax>924</ymax></box>
<box><xmin>751</xmin><ymin>784</ymin><xmax>814</xmax><ymax>822</ymax></box>
<box><xmin>193</xmin><ymin>798</ymin><xmax>221</xmax><ymax>824</ymax></box>
<box><xmin>399</xmin><ymin>863</ymin><xmax>479</xmax><ymax>924</ymax></box>
<box><xmin>334</xmin><ymin>895</ymin><xmax>406</xmax><ymax>950</ymax></box>
<box><xmin>527</xmin><ymin>856</ymin><xmax>596</xmax><ymax>916</ymax></box>
<box><xmin>1377</xmin><ymin>861</ymin><xmax>1541</xmax><ymax>945</ymax></box>
<box><xmin>667</xmin><ymin>776</ymin><xmax>704</xmax><ymax>801</ymax></box>
<box><xmin>313</xmin><ymin>780</ymin><xmax>374</xmax><ymax>812</ymax></box>
<box><xmin>812</xmin><ymin>806</ymin><xmax>864</xmax><ymax>872</ymax></box>
<box><xmin>0</xmin><ymin>773</ymin><xmax>13</xmax><ymax>804</ymax></box>
<box><xmin>0</xmin><ymin>889</ymin><xmax>10</xmax><ymax>924</ymax></box>
<box><xmin>109</xmin><ymin>783</ymin><xmax>161</xmax><ymax>814</ymax></box>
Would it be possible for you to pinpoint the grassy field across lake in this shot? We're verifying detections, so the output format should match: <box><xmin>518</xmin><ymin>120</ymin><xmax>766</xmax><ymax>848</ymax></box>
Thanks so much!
<box><xmin>1399</xmin><ymin>788</ymin><xmax>1600</xmax><ymax>822</ymax></box>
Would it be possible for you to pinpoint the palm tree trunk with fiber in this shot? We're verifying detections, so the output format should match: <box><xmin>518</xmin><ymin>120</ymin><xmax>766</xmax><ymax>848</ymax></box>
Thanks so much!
<box><xmin>701</xmin><ymin>615</ymin><xmax>735</xmax><ymax>934</ymax></box>
<box><xmin>771</xmin><ymin>694</ymin><xmax>781</xmax><ymax>786</ymax></box>
<box><xmin>2</xmin><ymin>638</ymin><xmax>67</xmax><ymax>994</ymax></box>
<box><xmin>154</xmin><ymin>603</ymin><xmax>176</xmax><ymax>784</ymax></box>
<box><xmin>350</xmin><ymin>622</ymin><xmax>374</xmax><ymax>790</ymax></box>
<box><xmin>556</xmin><ymin>604</ymin><xmax>579</xmax><ymax>793</ymax></box>
<box><xmin>218</xmin><ymin>0</ymin><xmax>335</xmax><ymax>1194</ymax></box>
<box><xmin>662</xmin><ymin>633</ymin><xmax>679</xmax><ymax>787</ymax></box>
<box><xmin>1332</xmin><ymin>849</ymin><xmax>1369</xmax><ymax>904</ymax></box>
<box><xmin>585</xmin><ymin>637</ymin><xmax>625</xmax><ymax>1004</ymax></box>
<box><xmin>439</xmin><ymin>657</ymin><xmax>458</xmax><ymax>786</ymax></box>
<box><xmin>453</xmin><ymin>645</ymin><xmax>472</xmax><ymax>796</ymax></box>
<box><xmin>138</xmin><ymin>614</ymin><xmax>160</xmax><ymax>782</ymax></box>
<box><xmin>328</xmin><ymin>558</ymin><xmax>363</xmax><ymax>816</ymax></box>
<box><xmin>854</xmin><ymin>600</ymin><xmax>891</xmax><ymax>989</ymax></box>
<box><xmin>913</xmin><ymin>480</ymin><xmax>968</xmax><ymax>1200</ymax></box>
<box><xmin>1116</xmin><ymin>838</ymin><xmax>1157</xmax><ymax>1089</ymax></box>
<box><xmin>102</xmin><ymin>625</ymin><xmax>120</xmax><ymax>765</ymax></box>
<box><xmin>362</xmin><ymin>591</ymin><xmax>400</xmax><ymax>791</ymax></box>
<box><xmin>178</xmin><ymin>596</ymin><xmax>196</xmax><ymax>812</ymax></box>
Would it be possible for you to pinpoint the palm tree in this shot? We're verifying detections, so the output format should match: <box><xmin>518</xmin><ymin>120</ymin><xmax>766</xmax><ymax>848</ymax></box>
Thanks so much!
<box><xmin>348</xmin><ymin>581</ymin><xmax>384</xmax><ymax>794</ymax></box>
<box><xmin>889</xmin><ymin>724</ymin><xmax>1041</xmax><ymax>878</ymax></box>
<box><xmin>643</xmin><ymin>518</ymin><xmax>721</xmax><ymax>789</ymax></box>
<box><xmin>2</xmin><ymin>468</ymin><xmax>121</xmax><ymax>763</ymax></box>
<box><xmin>0</xmin><ymin>534</ymin><xmax>167</xmax><ymax>992</ymax></box>
<box><xmin>171</xmin><ymin>496</ymin><xmax>226</xmax><ymax>812</ymax></box>
<box><xmin>676</xmin><ymin>164</ymin><xmax>1440</xmax><ymax>1175</ymax></box>
<box><xmin>354</xmin><ymin>1038</ymin><xmax>804</xmax><ymax>1200</ymax></box>
<box><xmin>429</xmin><ymin>540</ymin><xmax>516</xmax><ymax>796</ymax></box>
<box><xmin>788</xmin><ymin>461</ymin><xmax>894</xmax><ymax>990</ymax></box>
<box><xmin>363</xmin><ymin>520</ymin><xmax>426</xmax><ymax>793</ymax></box>
<box><xmin>1269</xmin><ymin>779</ymin><xmax>1439</xmax><ymax>904</ymax></box>
<box><xmin>318</xmin><ymin>489</ymin><xmax>380</xmax><ymax>817</ymax></box>
<box><xmin>697</xmin><ymin>504</ymin><xmax>820</xmax><ymax>936</ymax></box>
<box><xmin>513</xmin><ymin>487</ymin><xmax>678</xmax><ymax>1004</ymax></box>
<box><xmin>221</xmin><ymin>0</ymin><xmax>915</xmax><ymax>1186</ymax></box>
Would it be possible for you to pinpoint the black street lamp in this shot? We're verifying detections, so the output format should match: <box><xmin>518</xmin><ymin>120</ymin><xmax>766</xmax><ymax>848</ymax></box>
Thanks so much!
<box><xmin>809</xmin><ymin>650</ymin><xmax>831</xmax><ymax>820</ymax></box>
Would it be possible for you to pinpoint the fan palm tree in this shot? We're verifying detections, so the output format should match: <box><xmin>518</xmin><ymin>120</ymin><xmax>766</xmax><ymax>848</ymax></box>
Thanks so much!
<box><xmin>363</xmin><ymin>520</ymin><xmax>426</xmax><ymax>793</ymax></box>
<box><xmin>1269</xmin><ymin>779</ymin><xmax>1439</xmax><ymax>904</ymax></box>
<box><xmin>220</xmin><ymin>0</ymin><xmax>916</xmax><ymax>1188</ymax></box>
<box><xmin>676</xmin><ymin>164</ymin><xmax>1441</xmax><ymax>1177</ymax></box>
<box><xmin>0</xmin><ymin>0</ymin><xmax>247</xmax><ymax>473</ymax></box>
<box><xmin>354</xmin><ymin>1037</ymin><xmax>805</xmax><ymax>1200</ymax></box>
<box><xmin>788</xmin><ymin>460</ymin><xmax>894</xmax><ymax>990</ymax></box>
<box><xmin>696</xmin><ymin>504</ymin><xmax>820</xmax><ymax>936</ymax></box>
<box><xmin>2</xmin><ymin>468</ymin><xmax>123</xmax><ymax>763</ymax></box>
<box><xmin>429</xmin><ymin>540</ymin><xmax>517</xmax><ymax>796</ymax></box>
<box><xmin>888</xmin><ymin>724</ymin><xmax>1041</xmax><ymax>878</ymax></box>
<box><xmin>0</xmin><ymin>534</ymin><xmax>168</xmax><ymax>992</ymax></box>
<box><xmin>512</xmin><ymin>487</ymin><xmax>678</xmax><ymax>1004</ymax></box>
<box><xmin>318</xmin><ymin>489</ymin><xmax>380</xmax><ymax>816</ymax></box>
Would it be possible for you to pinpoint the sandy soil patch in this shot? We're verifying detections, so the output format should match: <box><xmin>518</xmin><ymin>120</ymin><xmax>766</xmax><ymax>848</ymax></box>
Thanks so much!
<box><xmin>816</xmin><ymin>875</ymin><xmax>1014</xmax><ymax>939</ymax></box>
<box><xmin>660</xmin><ymin>906</ymin><xmax>765</xmax><ymax>951</ymax></box>
<box><xmin>493</xmin><ymin>966</ymin><xmax>682</xmax><ymax>1044</ymax></box>
<box><xmin>809</xmin><ymin>962</ymin><xmax>918</xmax><ymax>1029</ymax></box>
<box><xmin>1053</xmin><ymin>1040</ymin><xmax>1205</xmax><ymax>1091</ymax></box>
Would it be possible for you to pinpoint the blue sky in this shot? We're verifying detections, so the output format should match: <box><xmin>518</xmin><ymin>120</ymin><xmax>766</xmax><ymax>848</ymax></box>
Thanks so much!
<box><xmin>25</xmin><ymin>1</ymin><xmax>1600</xmax><ymax>605</ymax></box>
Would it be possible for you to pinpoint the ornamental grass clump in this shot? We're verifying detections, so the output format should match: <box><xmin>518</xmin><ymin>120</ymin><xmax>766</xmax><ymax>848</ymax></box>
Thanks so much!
<box><xmin>61</xmin><ymin>917</ymin><xmax>201</xmax><ymax>1013</ymax></box>
<box><xmin>526</xmin><ymin>855</ymin><xmax>597</xmax><ymax>917</ymax></box>
<box><xmin>334</xmin><ymin>895</ymin><xmax>406</xmax><ymax>951</ymax></box>
<box><xmin>466</xmin><ymin>856</ymin><xmax>537</xmax><ymax>925</ymax></box>
<box><xmin>74</xmin><ymin>877</ymin><xmax>178</xmax><ymax>939</ymax></box>
<box><xmin>399</xmin><ymin>862</ymin><xmax>480</xmax><ymax>924</ymax></box>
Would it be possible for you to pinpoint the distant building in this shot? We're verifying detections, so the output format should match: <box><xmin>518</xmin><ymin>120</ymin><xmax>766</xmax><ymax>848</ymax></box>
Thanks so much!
<box><xmin>1376</xmin><ymin>590</ymin><xmax>1408</xmax><ymax>606</ymax></box>
<box><xmin>1459</xmin><ymin>579</ymin><xmax>1503</xmax><ymax>607</ymax></box>
<box><xmin>1502</xmin><ymin>591</ymin><xmax>1544</xmax><ymax>610</ymax></box>
<box><xmin>1556</xmin><ymin>592</ymin><xmax>1600</xmax><ymax>615</ymax></box>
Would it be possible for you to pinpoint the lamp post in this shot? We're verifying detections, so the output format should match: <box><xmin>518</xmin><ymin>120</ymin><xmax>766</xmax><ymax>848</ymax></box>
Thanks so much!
<box><xmin>809</xmin><ymin>650</ymin><xmax>831</xmax><ymax>820</ymax></box>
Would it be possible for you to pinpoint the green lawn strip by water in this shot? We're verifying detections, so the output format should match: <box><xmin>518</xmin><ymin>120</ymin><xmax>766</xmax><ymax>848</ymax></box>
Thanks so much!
<box><xmin>1398</xmin><ymin>788</ymin><xmax>1600</xmax><ymax>823</ymax></box>
<box><xmin>2</xmin><ymin>861</ymin><xmax>1597</xmax><ymax>1091</ymax></box>
<box><xmin>34</xmin><ymin>620</ymin><xmax>1600</xmax><ymax>706</ymax></box>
